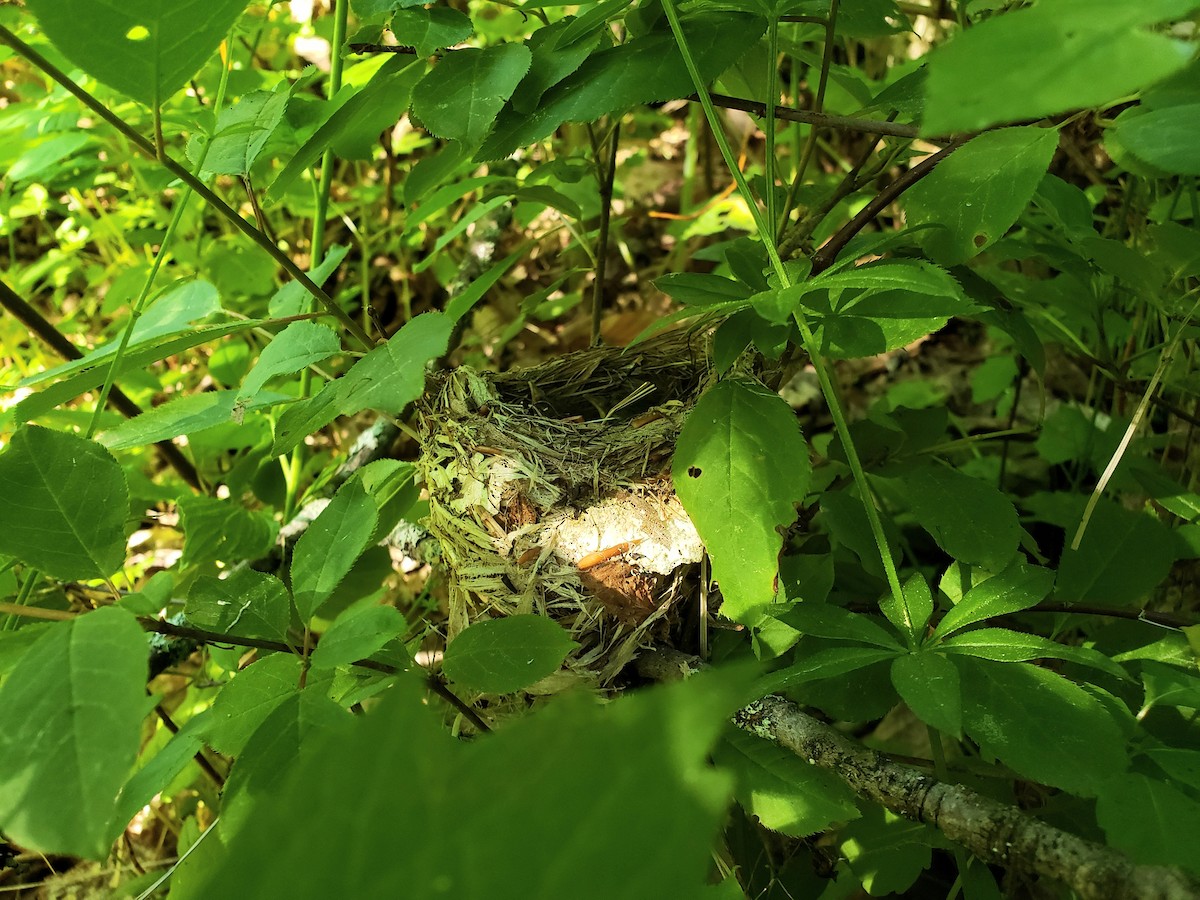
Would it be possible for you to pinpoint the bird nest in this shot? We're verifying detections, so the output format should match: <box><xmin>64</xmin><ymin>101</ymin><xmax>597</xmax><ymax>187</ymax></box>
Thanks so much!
<box><xmin>416</xmin><ymin>331</ymin><xmax>711</xmax><ymax>689</ymax></box>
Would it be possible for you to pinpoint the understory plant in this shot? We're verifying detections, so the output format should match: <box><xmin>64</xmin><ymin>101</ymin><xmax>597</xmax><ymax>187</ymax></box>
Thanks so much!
<box><xmin>1</xmin><ymin>0</ymin><xmax>1200</xmax><ymax>897</ymax></box>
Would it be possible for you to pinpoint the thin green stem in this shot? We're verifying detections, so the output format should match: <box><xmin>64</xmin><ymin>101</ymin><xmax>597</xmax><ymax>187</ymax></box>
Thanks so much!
<box><xmin>660</xmin><ymin>0</ymin><xmax>905</xmax><ymax>614</ymax></box>
<box><xmin>590</xmin><ymin>120</ymin><xmax>620</xmax><ymax>346</ymax></box>
<box><xmin>0</xmin><ymin>22</ymin><xmax>375</xmax><ymax>351</ymax></box>
<box><xmin>764</xmin><ymin>17</ymin><xmax>779</xmax><ymax>243</ymax></box>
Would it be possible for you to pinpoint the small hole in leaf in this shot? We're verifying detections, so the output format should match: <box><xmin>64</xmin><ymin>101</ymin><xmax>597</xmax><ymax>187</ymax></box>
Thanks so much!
<box><xmin>973</xmin><ymin>234</ymin><xmax>987</xmax><ymax>247</ymax></box>
<box><xmin>126</xmin><ymin>25</ymin><xmax>150</xmax><ymax>41</ymax></box>
<box><xmin>687</xmin><ymin>466</ymin><xmax>702</xmax><ymax>478</ymax></box>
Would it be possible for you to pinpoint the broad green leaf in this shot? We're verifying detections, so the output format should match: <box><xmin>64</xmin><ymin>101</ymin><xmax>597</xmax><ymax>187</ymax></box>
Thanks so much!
<box><xmin>884</xmin><ymin>462</ymin><xmax>1020</xmax><ymax>572</ymax></box>
<box><xmin>221</xmin><ymin>691</ymin><xmax>350</xmax><ymax>838</ymax></box>
<box><xmin>98</xmin><ymin>389</ymin><xmax>288</xmax><ymax>450</ymax></box>
<box><xmin>757</xmin><ymin>646</ymin><xmax>901</xmax><ymax>696</ymax></box>
<box><xmin>187</xmin><ymin>570</ymin><xmax>292</xmax><ymax>642</ymax></box>
<box><xmin>922</xmin><ymin>0</ymin><xmax>1197</xmax><ymax>134</ymax></box>
<box><xmin>1143</xmin><ymin>746</ymin><xmax>1200</xmax><ymax>790</ymax></box>
<box><xmin>840</xmin><ymin>806</ymin><xmax>935</xmax><ymax>897</ymax></box>
<box><xmin>237</xmin><ymin>322</ymin><xmax>342</xmax><ymax>401</ymax></box>
<box><xmin>1141</xmin><ymin>660</ymin><xmax>1200</xmax><ymax>712</ymax></box>
<box><xmin>268</xmin><ymin>55</ymin><xmax>422</xmax><ymax>202</ymax></box>
<box><xmin>6</xmin><ymin>132</ymin><xmax>91</xmax><ymax>184</ymax></box>
<box><xmin>442</xmin><ymin>615</ymin><xmax>577</xmax><ymax>694</ymax></box>
<box><xmin>272</xmin><ymin>312</ymin><xmax>453</xmax><ymax>456</ymax></box>
<box><xmin>202</xmin><ymin>654</ymin><xmax>302</xmax><ymax>756</ymax></box>
<box><xmin>0</xmin><ymin>607</ymin><xmax>147</xmax><ymax>858</ymax></box>
<box><xmin>1096</xmin><ymin>774</ymin><xmax>1200</xmax><ymax>874</ymax></box>
<box><xmin>1118</xmin><ymin>104</ymin><xmax>1200</xmax><ymax>175</ymax></box>
<box><xmin>188</xmin><ymin>89</ymin><xmax>289</xmax><ymax>176</ymax></box>
<box><xmin>932</xmin><ymin>560</ymin><xmax>1055</xmax><ymax>640</ymax></box>
<box><xmin>940</xmin><ymin>628</ymin><xmax>1129</xmax><ymax>681</ymax></box>
<box><xmin>713</xmin><ymin>729</ymin><xmax>859</xmax><ymax>838</ymax></box>
<box><xmin>412</xmin><ymin>44</ymin><xmax>532</xmax><ymax>144</ymax></box>
<box><xmin>510</xmin><ymin>18</ymin><xmax>606</xmax><ymax>114</ymax></box>
<box><xmin>199</xmin><ymin>665</ymin><xmax>748</xmax><ymax>898</ymax></box>
<box><xmin>177</xmin><ymin>494</ymin><xmax>278</xmax><ymax>569</ymax></box>
<box><xmin>904</xmin><ymin>128</ymin><xmax>1059</xmax><ymax>265</ymax></box>
<box><xmin>891</xmin><ymin>651</ymin><xmax>961</xmax><ymax>737</ymax></box>
<box><xmin>291</xmin><ymin>480</ymin><xmax>379</xmax><ymax>621</ymax></box>
<box><xmin>269</xmin><ymin>245</ymin><xmax>350</xmax><ymax>318</ymax></box>
<box><xmin>479</xmin><ymin>13</ymin><xmax>766</xmax><ymax>159</ymax></box>
<box><xmin>0</xmin><ymin>426</ymin><xmax>128</xmax><ymax>580</ymax></box>
<box><xmin>673</xmin><ymin>378</ymin><xmax>811</xmax><ymax>622</ymax></box>
<box><xmin>445</xmin><ymin>249</ymin><xmax>524</xmax><ymax>324</ymax></box>
<box><xmin>957</xmin><ymin>657</ymin><xmax>1127</xmax><ymax>796</ymax></box>
<box><xmin>390</xmin><ymin>7</ymin><xmax>473</xmax><ymax>57</ymax></box>
<box><xmin>882</xmin><ymin>572</ymin><xmax>934</xmax><ymax>639</ymax></box>
<box><xmin>779</xmin><ymin>603</ymin><xmax>903</xmax><ymax>650</ymax></box>
<box><xmin>113</xmin><ymin>719</ymin><xmax>207</xmax><ymax>836</ymax></box>
<box><xmin>311</xmin><ymin>605</ymin><xmax>406</xmax><ymax>670</ymax></box>
<box><xmin>656</xmin><ymin>272</ymin><xmax>753</xmax><ymax>307</ymax></box>
<box><xmin>24</xmin><ymin>0</ymin><xmax>250</xmax><ymax>108</ymax></box>
<box><xmin>1057</xmin><ymin>500</ymin><xmax>1179</xmax><ymax>606</ymax></box>
<box><xmin>556</xmin><ymin>0</ymin><xmax>634</xmax><ymax>47</ymax></box>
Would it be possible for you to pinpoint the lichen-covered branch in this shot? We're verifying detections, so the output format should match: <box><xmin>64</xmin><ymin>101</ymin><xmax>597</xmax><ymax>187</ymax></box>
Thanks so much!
<box><xmin>638</xmin><ymin>648</ymin><xmax>1200</xmax><ymax>900</ymax></box>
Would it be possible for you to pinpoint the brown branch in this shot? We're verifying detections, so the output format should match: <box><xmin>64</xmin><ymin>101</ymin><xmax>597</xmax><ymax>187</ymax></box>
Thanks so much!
<box><xmin>639</xmin><ymin>648</ymin><xmax>1200</xmax><ymax>900</ymax></box>
<box><xmin>810</xmin><ymin>135</ymin><xmax>971</xmax><ymax>273</ymax></box>
<box><xmin>0</xmin><ymin>278</ymin><xmax>204</xmax><ymax>492</ymax></box>
<box><xmin>706</xmin><ymin>92</ymin><xmax>923</xmax><ymax>139</ymax></box>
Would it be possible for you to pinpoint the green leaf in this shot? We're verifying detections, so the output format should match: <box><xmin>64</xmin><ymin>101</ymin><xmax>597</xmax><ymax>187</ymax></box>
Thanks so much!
<box><xmin>757</xmin><ymin>646</ymin><xmax>901</xmax><ymax>696</ymax></box>
<box><xmin>0</xmin><ymin>607</ymin><xmax>147</xmax><ymax>858</ymax></box>
<box><xmin>238</xmin><ymin>322</ymin><xmax>342</xmax><ymax>401</ymax></box>
<box><xmin>673</xmin><ymin>378</ymin><xmax>811</xmax><ymax>622</ymax></box>
<box><xmin>311</xmin><ymin>605</ymin><xmax>407</xmax><ymax>670</ymax></box>
<box><xmin>412</xmin><ymin>44</ymin><xmax>532</xmax><ymax>144</ymax></box>
<box><xmin>291</xmin><ymin>480</ymin><xmax>378</xmax><ymax>621</ymax></box>
<box><xmin>0</xmin><ymin>426</ymin><xmax>128</xmax><ymax>580</ymax></box>
<box><xmin>882</xmin><ymin>572</ymin><xmax>934</xmax><ymax>639</ymax></box>
<box><xmin>1117</xmin><ymin>104</ymin><xmax>1200</xmax><ymax>175</ymax></box>
<box><xmin>922</xmin><ymin>0</ymin><xmax>1197</xmax><ymax>134</ymax></box>
<box><xmin>713</xmin><ymin>729</ymin><xmax>859</xmax><ymax>838</ymax></box>
<box><xmin>932</xmin><ymin>560</ymin><xmax>1055</xmax><ymax>640</ymax></box>
<box><xmin>198</xmin><ymin>665</ymin><xmax>748</xmax><ymax>898</ymax></box>
<box><xmin>904</xmin><ymin>128</ymin><xmax>1059</xmax><ymax>265</ymax></box>
<box><xmin>202</xmin><ymin>654</ymin><xmax>302</xmax><ymax>756</ymax></box>
<box><xmin>1058</xmin><ymin>500</ymin><xmax>1180</xmax><ymax>606</ymax></box>
<box><xmin>939</xmin><ymin>628</ymin><xmax>1129</xmax><ymax>681</ymax></box>
<box><xmin>884</xmin><ymin>462</ymin><xmax>1020</xmax><ymax>572</ymax></box>
<box><xmin>187</xmin><ymin>569</ymin><xmax>292</xmax><ymax>642</ymax></box>
<box><xmin>1141</xmin><ymin>660</ymin><xmax>1200</xmax><ymax>712</ymax></box>
<box><xmin>1096</xmin><ymin>774</ymin><xmax>1200</xmax><ymax>874</ymax></box>
<box><xmin>891</xmin><ymin>651</ymin><xmax>961</xmax><ymax>737</ymax></box>
<box><xmin>188</xmin><ymin>89</ymin><xmax>289</xmax><ymax>176</ymax></box>
<box><xmin>840</xmin><ymin>806</ymin><xmax>935</xmax><ymax>897</ymax></box>
<box><xmin>778</xmin><ymin>603</ymin><xmax>903</xmax><ymax>650</ymax></box>
<box><xmin>98</xmin><ymin>389</ymin><xmax>288</xmax><ymax>450</ymax></box>
<box><xmin>269</xmin><ymin>245</ymin><xmax>350</xmax><ymax>318</ymax></box>
<box><xmin>113</xmin><ymin>718</ymin><xmax>207</xmax><ymax>836</ymax></box>
<box><xmin>442</xmin><ymin>615</ymin><xmax>577</xmax><ymax>694</ymax></box>
<box><xmin>24</xmin><ymin>0</ymin><xmax>251</xmax><ymax>108</ymax></box>
<box><xmin>272</xmin><ymin>312</ymin><xmax>453</xmax><ymax>456</ymax></box>
<box><xmin>656</xmin><ymin>272</ymin><xmax>753</xmax><ymax>307</ymax></box>
<box><xmin>177</xmin><ymin>495</ymin><xmax>278</xmax><ymax>569</ymax></box>
<box><xmin>510</xmin><ymin>18</ymin><xmax>606</xmax><ymax>114</ymax></box>
<box><xmin>390</xmin><ymin>7</ymin><xmax>473</xmax><ymax>57</ymax></box>
<box><xmin>268</xmin><ymin>55</ymin><xmax>422</xmax><ymax>202</ymax></box>
<box><xmin>957</xmin><ymin>657</ymin><xmax>1127</xmax><ymax>796</ymax></box>
<box><xmin>479</xmin><ymin>13</ymin><xmax>766</xmax><ymax>159</ymax></box>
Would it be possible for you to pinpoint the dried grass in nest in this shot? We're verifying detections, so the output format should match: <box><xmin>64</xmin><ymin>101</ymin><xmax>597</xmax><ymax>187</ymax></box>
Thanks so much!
<box><xmin>417</xmin><ymin>330</ymin><xmax>710</xmax><ymax>690</ymax></box>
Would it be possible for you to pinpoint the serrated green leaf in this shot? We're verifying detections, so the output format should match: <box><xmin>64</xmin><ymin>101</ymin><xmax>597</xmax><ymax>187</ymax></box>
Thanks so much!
<box><xmin>188</xmin><ymin>89</ymin><xmax>288</xmax><ymax>176</ymax></box>
<box><xmin>24</xmin><ymin>0</ymin><xmax>251</xmax><ymax>108</ymax></box>
<box><xmin>0</xmin><ymin>607</ymin><xmax>147</xmax><ymax>858</ymax></box>
<box><xmin>0</xmin><ymin>426</ymin><xmax>128</xmax><ymax>580</ymax></box>
<box><xmin>238</xmin><ymin>322</ymin><xmax>341</xmax><ymax>401</ymax></box>
<box><xmin>885</xmin><ymin>462</ymin><xmax>1020</xmax><ymax>572</ymax></box>
<box><xmin>757</xmin><ymin>646</ymin><xmax>901</xmax><ymax>696</ymax></box>
<box><xmin>510</xmin><ymin>18</ymin><xmax>606</xmax><ymax>114</ymax></box>
<box><xmin>98</xmin><ymin>388</ymin><xmax>288</xmax><ymax>450</ymax></box>
<box><xmin>882</xmin><ymin>572</ymin><xmax>933</xmax><ymax>639</ymax></box>
<box><xmin>311</xmin><ymin>605</ymin><xmax>406</xmax><ymax>670</ymax></box>
<box><xmin>957</xmin><ymin>657</ymin><xmax>1127</xmax><ymax>796</ymax></box>
<box><xmin>891</xmin><ymin>651</ymin><xmax>961</xmax><ymax>737</ymax></box>
<box><xmin>1117</xmin><ymin>104</ymin><xmax>1200</xmax><ymax>175</ymax></box>
<box><xmin>714</xmin><ymin>729</ymin><xmax>859</xmax><ymax>838</ymax></box>
<box><xmin>390</xmin><ymin>7</ymin><xmax>473</xmax><ymax>57</ymax></box>
<box><xmin>779</xmin><ymin>603</ymin><xmax>902</xmax><ymax>650</ymax></box>
<box><xmin>187</xmin><ymin>570</ymin><xmax>292</xmax><ymax>642</ymax></box>
<box><xmin>673</xmin><ymin>378</ymin><xmax>811</xmax><ymax>622</ymax></box>
<box><xmin>1058</xmin><ymin>500</ymin><xmax>1180</xmax><ymax>606</ymax></box>
<box><xmin>904</xmin><ymin>127</ymin><xmax>1059</xmax><ymax>265</ymax></box>
<box><xmin>656</xmin><ymin>272</ymin><xmax>753</xmax><ymax>307</ymax></box>
<box><xmin>1141</xmin><ymin>660</ymin><xmax>1200</xmax><ymax>712</ymax></box>
<box><xmin>479</xmin><ymin>13</ymin><xmax>765</xmax><ymax>160</ymax></box>
<box><xmin>1096</xmin><ymin>773</ymin><xmax>1200</xmax><ymax>874</ymax></box>
<box><xmin>932</xmin><ymin>560</ymin><xmax>1055</xmax><ymax>640</ymax></box>
<box><xmin>291</xmin><ymin>480</ymin><xmax>378</xmax><ymax>621</ymax></box>
<box><xmin>177</xmin><ymin>494</ymin><xmax>278</xmax><ymax>569</ymax></box>
<box><xmin>442</xmin><ymin>615</ymin><xmax>577</xmax><ymax>694</ymax></box>
<box><xmin>940</xmin><ymin>628</ymin><xmax>1129</xmax><ymax>681</ymax></box>
<box><xmin>202</xmin><ymin>654</ymin><xmax>302</xmax><ymax>756</ymax></box>
<box><xmin>269</xmin><ymin>245</ymin><xmax>350</xmax><ymax>318</ymax></box>
<box><xmin>922</xmin><ymin>0</ymin><xmax>1197</xmax><ymax>134</ymax></box>
<box><xmin>412</xmin><ymin>44</ymin><xmax>531</xmax><ymax>144</ymax></box>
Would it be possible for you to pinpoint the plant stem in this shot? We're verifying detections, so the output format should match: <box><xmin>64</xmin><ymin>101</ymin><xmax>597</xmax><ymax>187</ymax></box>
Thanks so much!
<box><xmin>0</xmin><ymin>22</ymin><xmax>376</xmax><ymax>352</ymax></box>
<box><xmin>590</xmin><ymin>120</ymin><xmax>620</xmax><ymax>346</ymax></box>
<box><xmin>660</xmin><ymin>0</ymin><xmax>906</xmax><ymax>619</ymax></box>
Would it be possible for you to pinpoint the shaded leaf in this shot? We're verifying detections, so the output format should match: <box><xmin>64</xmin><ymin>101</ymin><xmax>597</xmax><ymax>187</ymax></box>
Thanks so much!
<box><xmin>412</xmin><ymin>44</ymin><xmax>532</xmax><ymax>144</ymax></box>
<box><xmin>892</xmin><ymin>651</ymin><xmax>962</xmax><ymax>737</ymax></box>
<box><xmin>178</xmin><ymin>495</ymin><xmax>278</xmax><ymax>569</ymax></box>
<box><xmin>1096</xmin><ymin>774</ymin><xmax>1200</xmax><ymax>874</ymax></box>
<box><xmin>291</xmin><ymin>480</ymin><xmax>379</xmax><ymax>621</ymax></box>
<box><xmin>202</xmin><ymin>654</ymin><xmax>302</xmax><ymax>757</ymax></box>
<box><xmin>187</xmin><ymin>570</ymin><xmax>292</xmax><ymax>642</ymax></box>
<box><xmin>188</xmin><ymin>89</ymin><xmax>288</xmax><ymax>176</ymax></box>
<box><xmin>442</xmin><ymin>615</ymin><xmax>577</xmax><ymax>694</ymax></box>
<box><xmin>311</xmin><ymin>605</ymin><xmax>407</xmax><ymax>670</ymax></box>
